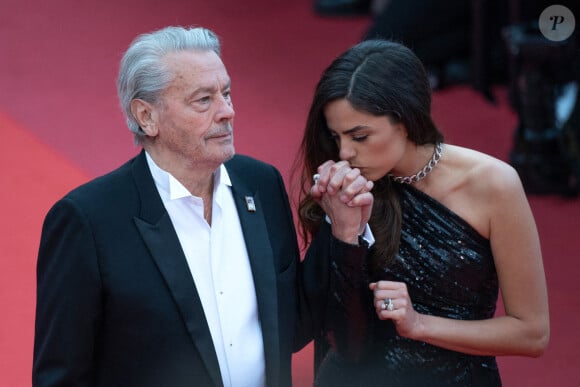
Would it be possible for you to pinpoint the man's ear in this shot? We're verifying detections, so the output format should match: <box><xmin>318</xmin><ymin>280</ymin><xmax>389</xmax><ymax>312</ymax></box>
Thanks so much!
<box><xmin>130</xmin><ymin>99</ymin><xmax>158</xmax><ymax>137</ymax></box>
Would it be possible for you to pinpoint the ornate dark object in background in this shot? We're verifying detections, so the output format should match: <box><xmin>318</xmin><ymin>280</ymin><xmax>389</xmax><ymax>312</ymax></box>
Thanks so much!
<box><xmin>503</xmin><ymin>23</ymin><xmax>579</xmax><ymax>196</ymax></box>
<box><xmin>314</xmin><ymin>0</ymin><xmax>371</xmax><ymax>16</ymax></box>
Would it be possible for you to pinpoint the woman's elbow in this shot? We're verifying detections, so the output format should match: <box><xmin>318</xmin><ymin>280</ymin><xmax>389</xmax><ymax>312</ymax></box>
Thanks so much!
<box><xmin>525</xmin><ymin>321</ymin><xmax>550</xmax><ymax>357</ymax></box>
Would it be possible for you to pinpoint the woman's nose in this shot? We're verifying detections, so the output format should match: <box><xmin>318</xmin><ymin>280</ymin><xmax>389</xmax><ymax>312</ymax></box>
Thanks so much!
<box><xmin>339</xmin><ymin>144</ymin><xmax>355</xmax><ymax>161</ymax></box>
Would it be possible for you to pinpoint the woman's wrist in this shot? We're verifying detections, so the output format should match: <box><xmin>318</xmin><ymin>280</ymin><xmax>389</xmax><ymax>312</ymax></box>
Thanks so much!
<box><xmin>331</xmin><ymin>227</ymin><xmax>362</xmax><ymax>245</ymax></box>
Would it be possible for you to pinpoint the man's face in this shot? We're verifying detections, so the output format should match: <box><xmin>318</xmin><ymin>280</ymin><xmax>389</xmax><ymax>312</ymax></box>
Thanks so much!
<box><xmin>149</xmin><ymin>49</ymin><xmax>235</xmax><ymax>171</ymax></box>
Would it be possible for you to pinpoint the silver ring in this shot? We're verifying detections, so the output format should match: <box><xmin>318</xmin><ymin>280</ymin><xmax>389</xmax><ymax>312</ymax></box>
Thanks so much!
<box><xmin>313</xmin><ymin>174</ymin><xmax>320</xmax><ymax>184</ymax></box>
<box><xmin>382</xmin><ymin>298</ymin><xmax>394</xmax><ymax>311</ymax></box>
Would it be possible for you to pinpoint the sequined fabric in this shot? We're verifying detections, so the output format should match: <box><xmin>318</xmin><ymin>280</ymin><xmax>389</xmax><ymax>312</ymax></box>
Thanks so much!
<box><xmin>315</xmin><ymin>184</ymin><xmax>501</xmax><ymax>387</ymax></box>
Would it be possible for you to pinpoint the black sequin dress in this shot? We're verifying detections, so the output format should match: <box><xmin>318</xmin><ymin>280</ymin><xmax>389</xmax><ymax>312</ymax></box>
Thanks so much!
<box><xmin>314</xmin><ymin>184</ymin><xmax>501</xmax><ymax>387</ymax></box>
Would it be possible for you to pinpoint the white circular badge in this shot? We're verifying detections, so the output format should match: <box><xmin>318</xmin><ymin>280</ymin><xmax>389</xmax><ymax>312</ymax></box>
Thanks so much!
<box><xmin>539</xmin><ymin>5</ymin><xmax>576</xmax><ymax>41</ymax></box>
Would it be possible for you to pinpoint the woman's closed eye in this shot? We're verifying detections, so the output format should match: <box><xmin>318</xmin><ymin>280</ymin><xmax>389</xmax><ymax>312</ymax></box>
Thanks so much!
<box><xmin>352</xmin><ymin>134</ymin><xmax>368</xmax><ymax>142</ymax></box>
<box><xmin>328</xmin><ymin>133</ymin><xmax>368</xmax><ymax>143</ymax></box>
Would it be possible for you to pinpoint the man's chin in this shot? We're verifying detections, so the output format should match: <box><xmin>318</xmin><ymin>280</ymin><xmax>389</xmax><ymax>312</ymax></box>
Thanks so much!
<box><xmin>221</xmin><ymin>147</ymin><xmax>235</xmax><ymax>163</ymax></box>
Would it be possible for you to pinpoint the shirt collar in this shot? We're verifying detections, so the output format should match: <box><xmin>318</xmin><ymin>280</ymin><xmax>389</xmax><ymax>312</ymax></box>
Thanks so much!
<box><xmin>145</xmin><ymin>151</ymin><xmax>232</xmax><ymax>200</ymax></box>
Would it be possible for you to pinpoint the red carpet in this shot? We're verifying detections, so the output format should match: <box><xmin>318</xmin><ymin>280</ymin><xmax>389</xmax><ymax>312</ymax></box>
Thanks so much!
<box><xmin>1</xmin><ymin>1</ymin><xmax>579</xmax><ymax>386</ymax></box>
<box><xmin>0</xmin><ymin>112</ymin><xmax>90</xmax><ymax>387</ymax></box>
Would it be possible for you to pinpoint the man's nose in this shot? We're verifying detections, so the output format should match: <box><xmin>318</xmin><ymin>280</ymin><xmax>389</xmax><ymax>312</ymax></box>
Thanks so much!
<box><xmin>216</xmin><ymin>96</ymin><xmax>235</xmax><ymax>121</ymax></box>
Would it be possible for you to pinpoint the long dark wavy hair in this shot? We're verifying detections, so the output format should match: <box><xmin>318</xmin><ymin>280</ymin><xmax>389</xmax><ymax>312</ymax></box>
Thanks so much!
<box><xmin>293</xmin><ymin>39</ymin><xmax>444</xmax><ymax>274</ymax></box>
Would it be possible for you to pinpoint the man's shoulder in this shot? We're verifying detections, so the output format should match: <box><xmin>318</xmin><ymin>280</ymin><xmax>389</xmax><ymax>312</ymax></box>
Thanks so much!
<box><xmin>64</xmin><ymin>154</ymin><xmax>141</xmax><ymax>203</ymax></box>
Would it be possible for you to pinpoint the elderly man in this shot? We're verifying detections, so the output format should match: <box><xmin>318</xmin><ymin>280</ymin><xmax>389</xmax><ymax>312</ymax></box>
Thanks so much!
<box><xmin>33</xmin><ymin>26</ymin><xmax>373</xmax><ymax>387</ymax></box>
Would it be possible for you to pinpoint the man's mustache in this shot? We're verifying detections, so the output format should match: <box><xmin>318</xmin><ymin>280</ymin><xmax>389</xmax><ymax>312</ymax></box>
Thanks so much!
<box><xmin>207</xmin><ymin>123</ymin><xmax>233</xmax><ymax>138</ymax></box>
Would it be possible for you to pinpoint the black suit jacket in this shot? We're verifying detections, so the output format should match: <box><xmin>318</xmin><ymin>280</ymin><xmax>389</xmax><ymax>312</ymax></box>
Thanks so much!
<box><xmin>33</xmin><ymin>151</ymin><xmax>301</xmax><ymax>387</ymax></box>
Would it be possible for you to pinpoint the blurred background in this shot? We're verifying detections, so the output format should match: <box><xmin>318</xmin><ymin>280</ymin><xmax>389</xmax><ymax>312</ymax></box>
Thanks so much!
<box><xmin>1</xmin><ymin>0</ymin><xmax>578</xmax><ymax>385</ymax></box>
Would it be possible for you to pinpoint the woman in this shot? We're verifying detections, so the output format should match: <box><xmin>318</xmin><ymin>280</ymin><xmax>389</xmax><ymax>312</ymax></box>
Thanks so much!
<box><xmin>296</xmin><ymin>40</ymin><xmax>549</xmax><ymax>386</ymax></box>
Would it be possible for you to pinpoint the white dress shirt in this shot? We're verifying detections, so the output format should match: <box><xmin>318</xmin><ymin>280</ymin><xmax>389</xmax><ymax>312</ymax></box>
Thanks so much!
<box><xmin>146</xmin><ymin>153</ymin><xmax>265</xmax><ymax>387</ymax></box>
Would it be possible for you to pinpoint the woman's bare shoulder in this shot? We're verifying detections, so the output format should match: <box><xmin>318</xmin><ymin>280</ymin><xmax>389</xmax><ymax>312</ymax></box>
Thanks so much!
<box><xmin>419</xmin><ymin>144</ymin><xmax>526</xmax><ymax>238</ymax></box>
<box><xmin>445</xmin><ymin>144</ymin><xmax>522</xmax><ymax>195</ymax></box>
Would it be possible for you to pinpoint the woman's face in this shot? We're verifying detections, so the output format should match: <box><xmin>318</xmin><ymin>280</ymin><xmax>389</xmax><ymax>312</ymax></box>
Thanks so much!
<box><xmin>323</xmin><ymin>98</ymin><xmax>408</xmax><ymax>181</ymax></box>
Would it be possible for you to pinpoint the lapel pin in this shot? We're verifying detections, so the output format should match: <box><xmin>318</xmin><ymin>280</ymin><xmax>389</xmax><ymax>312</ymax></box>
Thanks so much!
<box><xmin>245</xmin><ymin>196</ymin><xmax>256</xmax><ymax>212</ymax></box>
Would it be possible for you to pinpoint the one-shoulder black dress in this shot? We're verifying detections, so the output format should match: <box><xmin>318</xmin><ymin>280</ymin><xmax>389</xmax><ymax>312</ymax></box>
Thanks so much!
<box><xmin>313</xmin><ymin>184</ymin><xmax>502</xmax><ymax>387</ymax></box>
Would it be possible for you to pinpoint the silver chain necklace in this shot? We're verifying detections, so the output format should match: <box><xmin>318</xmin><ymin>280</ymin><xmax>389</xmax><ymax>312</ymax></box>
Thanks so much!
<box><xmin>389</xmin><ymin>143</ymin><xmax>443</xmax><ymax>184</ymax></box>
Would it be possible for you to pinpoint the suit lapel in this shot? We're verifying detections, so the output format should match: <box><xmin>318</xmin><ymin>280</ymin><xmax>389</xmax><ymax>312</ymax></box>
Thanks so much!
<box><xmin>131</xmin><ymin>151</ymin><xmax>223</xmax><ymax>387</ymax></box>
<box><xmin>227</xmin><ymin>166</ymin><xmax>281</xmax><ymax>385</ymax></box>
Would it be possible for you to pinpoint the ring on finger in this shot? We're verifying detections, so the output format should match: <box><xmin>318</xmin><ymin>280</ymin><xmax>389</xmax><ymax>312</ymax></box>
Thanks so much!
<box><xmin>381</xmin><ymin>298</ymin><xmax>395</xmax><ymax>311</ymax></box>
